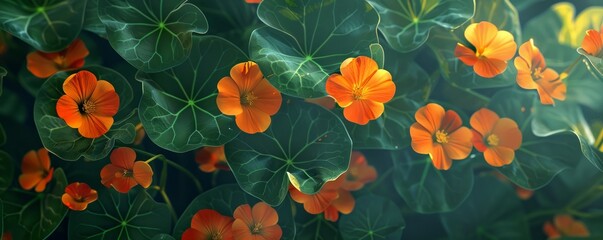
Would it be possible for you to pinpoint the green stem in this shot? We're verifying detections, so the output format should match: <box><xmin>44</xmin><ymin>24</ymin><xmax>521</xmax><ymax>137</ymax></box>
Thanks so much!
<box><xmin>449</xmin><ymin>82</ymin><xmax>490</xmax><ymax>104</ymax></box>
<box><xmin>560</xmin><ymin>56</ymin><xmax>583</xmax><ymax>78</ymax></box>
<box><xmin>134</xmin><ymin>149</ymin><xmax>203</xmax><ymax>193</ymax></box>
<box><xmin>158</xmin><ymin>187</ymin><xmax>177</xmax><ymax>222</ymax></box>
<box><xmin>367</xmin><ymin>167</ymin><xmax>393</xmax><ymax>192</ymax></box>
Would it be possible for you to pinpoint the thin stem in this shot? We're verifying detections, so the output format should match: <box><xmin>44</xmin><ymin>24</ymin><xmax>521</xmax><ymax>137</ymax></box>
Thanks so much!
<box><xmin>158</xmin><ymin>187</ymin><xmax>177</xmax><ymax>222</ymax></box>
<box><xmin>145</xmin><ymin>154</ymin><xmax>162</xmax><ymax>163</ymax></box>
<box><xmin>368</xmin><ymin>167</ymin><xmax>393</xmax><ymax>192</ymax></box>
<box><xmin>134</xmin><ymin>149</ymin><xmax>203</xmax><ymax>193</ymax></box>
<box><xmin>560</xmin><ymin>56</ymin><xmax>583</xmax><ymax>78</ymax></box>
<box><xmin>449</xmin><ymin>82</ymin><xmax>490</xmax><ymax>104</ymax></box>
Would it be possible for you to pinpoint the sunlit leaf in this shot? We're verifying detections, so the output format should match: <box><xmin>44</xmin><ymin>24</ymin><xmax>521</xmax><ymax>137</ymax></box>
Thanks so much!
<box><xmin>391</xmin><ymin>149</ymin><xmax>474</xmax><ymax>213</ymax></box>
<box><xmin>488</xmin><ymin>89</ymin><xmax>582</xmax><ymax>189</ymax></box>
<box><xmin>564</xmin><ymin>61</ymin><xmax>603</xmax><ymax>111</ymax></box>
<box><xmin>427</xmin><ymin>0</ymin><xmax>520</xmax><ymax>89</ymax></box>
<box><xmin>0</xmin><ymin>0</ymin><xmax>86</xmax><ymax>51</ymax></box>
<box><xmin>2</xmin><ymin>168</ymin><xmax>68</xmax><ymax>239</ymax></box>
<box><xmin>34</xmin><ymin>66</ymin><xmax>136</xmax><ymax>161</ymax></box>
<box><xmin>440</xmin><ymin>176</ymin><xmax>530</xmax><ymax>239</ymax></box>
<box><xmin>369</xmin><ymin>43</ymin><xmax>384</xmax><ymax>68</ymax></box>
<box><xmin>137</xmin><ymin>36</ymin><xmax>245</xmax><ymax>153</ymax></box>
<box><xmin>68</xmin><ymin>188</ymin><xmax>171</xmax><ymax>240</ymax></box>
<box><xmin>225</xmin><ymin>100</ymin><xmax>352</xmax><ymax>205</ymax></box>
<box><xmin>579</xmin><ymin>48</ymin><xmax>603</xmax><ymax>76</ymax></box>
<box><xmin>339</xmin><ymin>195</ymin><xmax>405</xmax><ymax>240</ymax></box>
<box><xmin>367</xmin><ymin>0</ymin><xmax>474</xmax><ymax>53</ymax></box>
<box><xmin>0</xmin><ymin>151</ymin><xmax>12</xmax><ymax>194</ymax></box>
<box><xmin>173</xmin><ymin>184</ymin><xmax>295</xmax><ymax>239</ymax></box>
<box><xmin>98</xmin><ymin>0</ymin><xmax>208</xmax><ymax>72</ymax></box>
<box><xmin>250</xmin><ymin>0</ymin><xmax>380</xmax><ymax>98</ymax></box>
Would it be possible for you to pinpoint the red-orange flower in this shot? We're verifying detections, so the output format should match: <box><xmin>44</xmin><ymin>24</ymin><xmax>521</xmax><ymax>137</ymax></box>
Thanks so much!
<box><xmin>19</xmin><ymin>148</ymin><xmax>54</xmax><ymax>192</ymax></box>
<box><xmin>182</xmin><ymin>209</ymin><xmax>234</xmax><ymax>240</ymax></box>
<box><xmin>61</xmin><ymin>182</ymin><xmax>98</xmax><ymax>211</ymax></box>
<box><xmin>245</xmin><ymin>0</ymin><xmax>262</xmax><ymax>3</ymax></box>
<box><xmin>195</xmin><ymin>146</ymin><xmax>229</xmax><ymax>173</ymax></box>
<box><xmin>56</xmin><ymin>70</ymin><xmax>120</xmax><ymax>138</ymax></box>
<box><xmin>27</xmin><ymin>39</ymin><xmax>89</xmax><ymax>78</ymax></box>
<box><xmin>289</xmin><ymin>177</ymin><xmax>355</xmax><ymax>222</ymax></box>
<box><xmin>341</xmin><ymin>151</ymin><xmax>377</xmax><ymax>191</ymax></box>
<box><xmin>514</xmin><ymin>39</ymin><xmax>566</xmax><ymax>105</ymax></box>
<box><xmin>216</xmin><ymin>61</ymin><xmax>282</xmax><ymax>134</ymax></box>
<box><xmin>581</xmin><ymin>26</ymin><xmax>603</xmax><ymax>57</ymax></box>
<box><xmin>326</xmin><ymin>56</ymin><xmax>395</xmax><ymax>125</ymax></box>
<box><xmin>232</xmin><ymin>202</ymin><xmax>282</xmax><ymax>240</ymax></box>
<box><xmin>305</xmin><ymin>97</ymin><xmax>336</xmax><ymax>110</ymax></box>
<box><xmin>455</xmin><ymin>21</ymin><xmax>517</xmax><ymax>78</ymax></box>
<box><xmin>100</xmin><ymin>147</ymin><xmax>153</xmax><ymax>193</ymax></box>
<box><xmin>470</xmin><ymin>108</ymin><xmax>522</xmax><ymax>167</ymax></box>
<box><xmin>543</xmin><ymin>215</ymin><xmax>590</xmax><ymax>239</ymax></box>
<box><xmin>409</xmin><ymin>103</ymin><xmax>473</xmax><ymax>170</ymax></box>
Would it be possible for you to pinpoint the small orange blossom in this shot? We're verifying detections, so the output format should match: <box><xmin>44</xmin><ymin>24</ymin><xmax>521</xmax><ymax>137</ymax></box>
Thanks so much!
<box><xmin>470</xmin><ymin>108</ymin><xmax>522</xmax><ymax>167</ymax></box>
<box><xmin>182</xmin><ymin>209</ymin><xmax>234</xmax><ymax>240</ymax></box>
<box><xmin>61</xmin><ymin>182</ymin><xmax>98</xmax><ymax>211</ymax></box>
<box><xmin>27</xmin><ymin>39</ymin><xmax>89</xmax><ymax>78</ymax></box>
<box><xmin>232</xmin><ymin>202</ymin><xmax>282</xmax><ymax>240</ymax></box>
<box><xmin>19</xmin><ymin>148</ymin><xmax>54</xmax><ymax>192</ymax></box>
<box><xmin>100</xmin><ymin>147</ymin><xmax>153</xmax><ymax>193</ymax></box>
<box><xmin>543</xmin><ymin>215</ymin><xmax>590</xmax><ymax>239</ymax></box>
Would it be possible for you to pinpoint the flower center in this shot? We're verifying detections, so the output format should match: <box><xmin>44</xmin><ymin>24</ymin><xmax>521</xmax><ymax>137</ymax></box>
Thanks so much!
<box><xmin>251</xmin><ymin>222</ymin><xmax>262</xmax><ymax>234</ymax></box>
<box><xmin>80</xmin><ymin>101</ymin><xmax>96</xmax><ymax>114</ymax></box>
<box><xmin>487</xmin><ymin>134</ymin><xmax>499</xmax><ymax>146</ymax></box>
<box><xmin>532</xmin><ymin>67</ymin><xmax>544</xmax><ymax>80</ymax></box>
<box><xmin>241</xmin><ymin>92</ymin><xmax>257</xmax><ymax>107</ymax></box>
<box><xmin>210</xmin><ymin>232</ymin><xmax>223</xmax><ymax>240</ymax></box>
<box><xmin>435</xmin><ymin>130</ymin><xmax>449</xmax><ymax>144</ymax></box>
<box><xmin>352</xmin><ymin>85</ymin><xmax>365</xmax><ymax>100</ymax></box>
<box><xmin>53</xmin><ymin>55</ymin><xmax>68</xmax><ymax>69</ymax></box>
<box><xmin>122</xmin><ymin>169</ymin><xmax>133</xmax><ymax>178</ymax></box>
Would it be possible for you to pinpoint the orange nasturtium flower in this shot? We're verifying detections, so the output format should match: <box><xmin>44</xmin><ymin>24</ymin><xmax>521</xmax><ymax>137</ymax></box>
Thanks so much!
<box><xmin>216</xmin><ymin>61</ymin><xmax>282</xmax><ymax>134</ymax></box>
<box><xmin>182</xmin><ymin>209</ymin><xmax>234</xmax><ymax>240</ymax></box>
<box><xmin>195</xmin><ymin>146</ymin><xmax>229</xmax><ymax>173</ymax></box>
<box><xmin>289</xmin><ymin>177</ymin><xmax>355</xmax><ymax>222</ymax></box>
<box><xmin>409</xmin><ymin>103</ymin><xmax>473</xmax><ymax>170</ymax></box>
<box><xmin>514</xmin><ymin>39</ymin><xmax>566</xmax><ymax>105</ymax></box>
<box><xmin>326</xmin><ymin>56</ymin><xmax>396</xmax><ymax>125</ymax></box>
<box><xmin>245</xmin><ymin>0</ymin><xmax>262</xmax><ymax>3</ymax></box>
<box><xmin>543</xmin><ymin>215</ymin><xmax>590</xmax><ymax>239</ymax></box>
<box><xmin>581</xmin><ymin>26</ymin><xmax>603</xmax><ymax>57</ymax></box>
<box><xmin>26</xmin><ymin>39</ymin><xmax>89</xmax><ymax>78</ymax></box>
<box><xmin>455</xmin><ymin>21</ymin><xmax>518</xmax><ymax>78</ymax></box>
<box><xmin>19</xmin><ymin>148</ymin><xmax>54</xmax><ymax>192</ymax></box>
<box><xmin>100</xmin><ymin>147</ymin><xmax>153</xmax><ymax>193</ymax></box>
<box><xmin>470</xmin><ymin>108</ymin><xmax>522</xmax><ymax>167</ymax></box>
<box><xmin>61</xmin><ymin>182</ymin><xmax>98</xmax><ymax>211</ymax></box>
<box><xmin>232</xmin><ymin>202</ymin><xmax>283</xmax><ymax>240</ymax></box>
<box><xmin>56</xmin><ymin>70</ymin><xmax>120</xmax><ymax>138</ymax></box>
<box><xmin>341</xmin><ymin>151</ymin><xmax>377</xmax><ymax>191</ymax></box>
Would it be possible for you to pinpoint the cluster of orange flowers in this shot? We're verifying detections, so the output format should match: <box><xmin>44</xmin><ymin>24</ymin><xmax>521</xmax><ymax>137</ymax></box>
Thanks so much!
<box><xmin>288</xmin><ymin>151</ymin><xmax>377</xmax><ymax>221</ymax></box>
<box><xmin>410</xmin><ymin>103</ymin><xmax>522</xmax><ymax>170</ymax></box>
<box><xmin>182</xmin><ymin>202</ymin><xmax>282</xmax><ymax>240</ymax></box>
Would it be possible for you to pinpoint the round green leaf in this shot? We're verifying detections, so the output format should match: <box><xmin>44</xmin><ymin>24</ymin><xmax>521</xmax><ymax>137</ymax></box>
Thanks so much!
<box><xmin>173</xmin><ymin>184</ymin><xmax>295</xmax><ymax>239</ymax></box>
<box><xmin>427</xmin><ymin>0</ymin><xmax>521</xmax><ymax>89</ymax></box>
<box><xmin>0</xmin><ymin>0</ymin><xmax>86</xmax><ymax>52</ymax></box>
<box><xmin>295</xmin><ymin>212</ymin><xmax>341</xmax><ymax>240</ymax></box>
<box><xmin>564</xmin><ymin>61</ymin><xmax>603</xmax><ymax>111</ymax></box>
<box><xmin>33</xmin><ymin>66</ymin><xmax>136</xmax><ymax>161</ymax></box>
<box><xmin>250</xmin><ymin>0</ymin><xmax>380</xmax><ymax>98</ymax></box>
<box><xmin>488</xmin><ymin>89</ymin><xmax>583</xmax><ymax>189</ymax></box>
<box><xmin>2</xmin><ymin>168</ymin><xmax>68</xmax><ymax>240</ymax></box>
<box><xmin>339</xmin><ymin>195</ymin><xmax>405</xmax><ymax>240</ymax></box>
<box><xmin>392</xmin><ymin>149</ymin><xmax>474</xmax><ymax>213</ymax></box>
<box><xmin>98</xmin><ymin>0</ymin><xmax>208</xmax><ymax>72</ymax></box>
<box><xmin>83</xmin><ymin>0</ymin><xmax>105</xmax><ymax>37</ymax></box>
<box><xmin>225</xmin><ymin>100</ymin><xmax>352</xmax><ymax>205</ymax></box>
<box><xmin>69</xmin><ymin>188</ymin><xmax>171</xmax><ymax>240</ymax></box>
<box><xmin>0</xmin><ymin>151</ymin><xmax>13</xmax><ymax>194</ymax></box>
<box><xmin>440</xmin><ymin>176</ymin><xmax>530</xmax><ymax>239</ymax></box>
<box><xmin>367</xmin><ymin>0</ymin><xmax>474</xmax><ymax>53</ymax></box>
<box><xmin>137</xmin><ymin>36</ymin><xmax>245</xmax><ymax>153</ymax></box>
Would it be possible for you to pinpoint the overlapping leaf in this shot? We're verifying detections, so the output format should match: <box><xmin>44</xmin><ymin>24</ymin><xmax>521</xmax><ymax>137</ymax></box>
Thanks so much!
<box><xmin>488</xmin><ymin>89</ymin><xmax>582</xmax><ymax>189</ymax></box>
<box><xmin>225</xmin><ymin>100</ymin><xmax>352</xmax><ymax>205</ymax></box>
<box><xmin>295</xmin><ymin>211</ymin><xmax>341</xmax><ymax>240</ymax></box>
<box><xmin>68</xmin><ymin>188</ymin><xmax>171</xmax><ymax>239</ymax></box>
<box><xmin>427</xmin><ymin>0</ymin><xmax>521</xmax><ymax>89</ymax></box>
<box><xmin>0</xmin><ymin>151</ymin><xmax>12</xmax><ymax>194</ymax></box>
<box><xmin>173</xmin><ymin>184</ymin><xmax>295</xmax><ymax>239</ymax></box>
<box><xmin>367</xmin><ymin>0</ymin><xmax>474</xmax><ymax>53</ymax></box>
<box><xmin>2</xmin><ymin>168</ymin><xmax>68</xmax><ymax>239</ymax></box>
<box><xmin>391</xmin><ymin>149</ymin><xmax>474</xmax><ymax>213</ymax></box>
<box><xmin>137</xmin><ymin>36</ymin><xmax>245</xmax><ymax>153</ymax></box>
<box><xmin>83</xmin><ymin>0</ymin><xmax>105</xmax><ymax>37</ymax></box>
<box><xmin>250</xmin><ymin>0</ymin><xmax>380</xmax><ymax>98</ymax></box>
<box><xmin>564</xmin><ymin>61</ymin><xmax>603</xmax><ymax>111</ymax></box>
<box><xmin>0</xmin><ymin>0</ymin><xmax>86</xmax><ymax>52</ymax></box>
<box><xmin>339</xmin><ymin>195</ymin><xmax>405</xmax><ymax>240</ymax></box>
<box><xmin>34</xmin><ymin>66</ymin><xmax>136</xmax><ymax>161</ymax></box>
<box><xmin>98</xmin><ymin>0</ymin><xmax>208</xmax><ymax>72</ymax></box>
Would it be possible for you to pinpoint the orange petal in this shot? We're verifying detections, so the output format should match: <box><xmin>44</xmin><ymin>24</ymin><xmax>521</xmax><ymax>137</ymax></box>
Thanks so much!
<box><xmin>410</xmin><ymin>123</ymin><xmax>434</xmax><ymax>155</ymax></box>
<box><xmin>89</xmin><ymin>80</ymin><xmax>119</xmax><ymax>117</ymax></box>
<box><xmin>455</xmin><ymin>43</ymin><xmax>478</xmax><ymax>66</ymax></box>
<box><xmin>582</xmin><ymin>29</ymin><xmax>603</xmax><ymax>56</ymax></box>
<box><xmin>110</xmin><ymin>177</ymin><xmax>138</xmax><ymax>193</ymax></box>
<box><xmin>26</xmin><ymin>52</ymin><xmax>60</xmax><ymax>78</ymax></box>
<box><xmin>518</xmin><ymin>39</ymin><xmax>545</xmax><ymax>69</ymax></box>
<box><xmin>543</xmin><ymin>221</ymin><xmax>561</xmax><ymax>239</ymax></box>
<box><xmin>182</xmin><ymin>229</ymin><xmax>205</xmax><ymax>240</ymax></box>
<box><xmin>492</xmin><ymin>118</ymin><xmax>522</xmax><ymax>150</ymax></box>
<box><xmin>21</xmin><ymin>150</ymin><xmax>43</xmax><ymax>174</ymax></box>
<box><xmin>289</xmin><ymin>187</ymin><xmax>338</xmax><ymax>214</ymax></box>
<box><xmin>464</xmin><ymin>22</ymin><xmax>499</xmax><ymax>51</ymax></box>
<box><xmin>444</xmin><ymin>127</ymin><xmax>473</xmax><ymax>160</ymax></box>
<box><xmin>430</xmin><ymin>144</ymin><xmax>452</xmax><ymax>170</ymax></box>
<box><xmin>332</xmin><ymin>189</ymin><xmax>355</xmax><ymax>214</ymax></box>
<box><xmin>441</xmin><ymin>110</ymin><xmax>463</xmax><ymax>133</ymax></box>
<box><xmin>110</xmin><ymin>147</ymin><xmax>136</xmax><ymax>169</ymax></box>
<box><xmin>326</xmin><ymin>74</ymin><xmax>354</xmax><ymax>108</ymax></box>
<box><xmin>133</xmin><ymin>161</ymin><xmax>153</xmax><ymax>188</ymax></box>
<box><xmin>37</xmin><ymin>148</ymin><xmax>51</xmax><ymax>171</ymax></box>
<box><xmin>471</xmin><ymin>129</ymin><xmax>488</xmax><ymax>152</ymax></box>
<box><xmin>230</xmin><ymin>61</ymin><xmax>264</xmax><ymax>92</ymax></box>
<box><xmin>19</xmin><ymin>172</ymin><xmax>42</xmax><ymax>190</ymax></box>
<box><xmin>474</xmin><ymin>58</ymin><xmax>508</xmax><ymax>78</ymax></box>
<box><xmin>233</xmin><ymin>204</ymin><xmax>254</xmax><ymax>226</ymax></box>
<box><xmin>251</xmin><ymin>79</ymin><xmax>282</xmax><ymax>116</ymax></box>
<box><xmin>252</xmin><ymin>202</ymin><xmax>279</xmax><ymax>227</ymax></box>
<box><xmin>323</xmin><ymin>205</ymin><xmax>340</xmax><ymax>222</ymax></box>
<box><xmin>514</xmin><ymin>61</ymin><xmax>538</xmax><ymax>90</ymax></box>
<box><xmin>483</xmin><ymin>146</ymin><xmax>515</xmax><ymax>167</ymax></box>
<box><xmin>483</xmin><ymin>30</ymin><xmax>517</xmax><ymax>61</ymax></box>
<box><xmin>62</xmin><ymin>194</ymin><xmax>89</xmax><ymax>211</ymax></box>
<box><xmin>64</xmin><ymin>39</ymin><xmax>89</xmax><ymax>68</ymax></box>
<box><xmin>470</xmin><ymin>108</ymin><xmax>499</xmax><ymax>136</ymax></box>
<box><xmin>363</xmin><ymin>69</ymin><xmax>395</xmax><ymax>103</ymax></box>
<box><xmin>56</xmin><ymin>95</ymin><xmax>83</xmax><ymax>128</ymax></box>
<box><xmin>537</xmin><ymin>70</ymin><xmax>566</xmax><ymax>104</ymax></box>
<box><xmin>232</xmin><ymin>219</ymin><xmax>254</xmax><ymax>240</ymax></box>
<box><xmin>415</xmin><ymin>103</ymin><xmax>445</xmax><ymax>133</ymax></box>
<box><xmin>190</xmin><ymin>209</ymin><xmax>233</xmax><ymax>238</ymax></box>
<box><xmin>217</xmin><ymin>77</ymin><xmax>244</xmax><ymax>116</ymax></box>
<box><xmin>343</xmin><ymin>99</ymin><xmax>384</xmax><ymax>125</ymax></box>
<box><xmin>235</xmin><ymin>107</ymin><xmax>272</xmax><ymax>134</ymax></box>
<box><xmin>100</xmin><ymin>164</ymin><xmax>123</xmax><ymax>187</ymax></box>
<box><xmin>340</xmin><ymin>56</ymin><xmax>379</xmax><ymax>86</ymax></box>
<box><xmin>35</xmin><ymin>167</ymin><xmax>54</xmax><ymax>192</ymax></box>
<box><xmin>78</xmin><ymin>114</ymin><xmax>113</xmax><ymax>138</ymax></box>
<box><xmin>63</xmin><ymin>71</ymin><xmax>97</xmax><ymax>103</ymax></box>
<box><xmin>260</xmin><ymin>225</ymin><xmax>283</xmax><ymax>240</ymax></box>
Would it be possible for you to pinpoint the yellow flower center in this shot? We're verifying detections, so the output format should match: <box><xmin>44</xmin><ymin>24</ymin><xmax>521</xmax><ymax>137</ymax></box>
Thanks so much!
<box><xmin>435</xmin><ymin>130</ymin><xmax>449</xmax><ymax>144</ymax></box>
<box><xmin>81</xmin><ymin>100</ymin><xmax>96</xmax><ymax>114</ymax></box>
<box><xmin>532</xmin><ymin>67</ymin><xmax>544</xmax><ymax>80</ymax></box>
<box><xmin>210</xmin><ymin>232</ymin><xmax>223</xmax><ymax>240</ymax></box>
<box><xmin>352</xmin><ymin>85</ymin><xmax>365</xmax><ymax>100</ymax></box>
<box><xmin>241</xmin><ymin>91</ymin><xmax>257</xmax><ymax>107</ymax></box>
<box><xmin>120</xmin><ymin>169</ymin><xmax>133</xmax><ymax>178</ymax></box>
<box><xmin>53</xmin><ymin>55</ymin><xmax>68</xmax><ymax>69</ymax></box>
<box><xmin>487</xmin><ymin>134</ymin><xmax>500</xmax><ymax>146</ymax></box>
<box><xmin>251</xmin><ymin>222</ymin><xmax>263</xmax><ymax>234</ymax></box>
